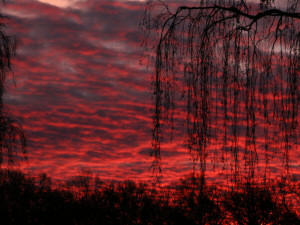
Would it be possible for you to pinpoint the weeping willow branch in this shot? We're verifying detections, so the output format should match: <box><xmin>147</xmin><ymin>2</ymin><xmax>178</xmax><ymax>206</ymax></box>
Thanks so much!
<box><xmin>142</xmin><ymin>0</ymin><xmax>299</xmax><ymax>184</ymax></box>
<box><xmin>0</xmin><ymin>4</ymin><xmax>27</xmax><ymax>167</ymax></box>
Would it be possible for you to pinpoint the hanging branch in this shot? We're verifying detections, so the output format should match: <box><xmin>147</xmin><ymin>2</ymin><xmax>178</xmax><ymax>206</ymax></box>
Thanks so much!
<box><xmin>0</xmin><ymin>3</ymin><xmax>27</xmax><ymax>167</ymax></box>
<box><xmin>142</xmin><ymin>0</ymin><xmax>299</xmax><ymax>184</ymax></box>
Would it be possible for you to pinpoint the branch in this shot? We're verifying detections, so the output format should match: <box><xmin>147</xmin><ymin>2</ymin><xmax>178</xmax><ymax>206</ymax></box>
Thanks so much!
<box><xmin>177</xmin><ymin>5</ymin><xmax>300</xmax><ymax>20</ymax></box>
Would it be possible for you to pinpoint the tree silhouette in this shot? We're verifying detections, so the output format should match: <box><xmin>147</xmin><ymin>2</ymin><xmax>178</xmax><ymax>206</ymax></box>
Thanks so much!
<box><xmin>0</xmin><ymin>1</ymin><xmax>26</xmax><ymax>167</ymax></box>
<box><xmin>0</xmin><ymin>169</ymin><xmax>298</xmax><ymax>224</ymax></box>
<box><xmin>223</xmin><ymin>181</ymin><xmax>300</xmax><ymax>224</ymax></box>
<box><xmin>142</xmin><ymin>0</ymin><xmax>299</xmax><ymax>184</ymax></box>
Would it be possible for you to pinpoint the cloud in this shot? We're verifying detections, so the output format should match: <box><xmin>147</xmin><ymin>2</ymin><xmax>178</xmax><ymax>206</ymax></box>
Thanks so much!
<box><xmin>1</xmin><ymin>0</ymin><xmax>297</xmax><ymax>185</ymax></box>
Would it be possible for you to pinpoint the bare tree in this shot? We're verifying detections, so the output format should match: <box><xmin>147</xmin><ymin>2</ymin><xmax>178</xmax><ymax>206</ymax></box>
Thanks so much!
<box><xmin>0</xmin><ymin>2</ymin><xmax>26</xmax><ymax>167</ymax></box>
<box><xmin>142</xmin><ymin>0</ymin><xmax>299</xmax><ymax>184</ymax></box>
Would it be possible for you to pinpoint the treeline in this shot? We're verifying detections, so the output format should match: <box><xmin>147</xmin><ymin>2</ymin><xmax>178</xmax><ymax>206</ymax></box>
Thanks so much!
<box><xmin>0</xmin><ymin>169</ymin><xmax>299</xmax><ymax>225</ymax></box>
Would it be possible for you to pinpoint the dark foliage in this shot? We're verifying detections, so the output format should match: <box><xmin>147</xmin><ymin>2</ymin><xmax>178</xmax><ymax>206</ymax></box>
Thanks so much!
<box><xmin>0</xmin><ymin>169</ymin><xmax>298</xmax><ymax>224</ymax></box>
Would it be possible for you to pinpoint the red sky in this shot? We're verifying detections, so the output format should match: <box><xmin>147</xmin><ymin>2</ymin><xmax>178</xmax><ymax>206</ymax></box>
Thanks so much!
<box><xmin>1</xmin><ymin>0</ymin><xmax>299</xmax><ymax>185</ymax></box>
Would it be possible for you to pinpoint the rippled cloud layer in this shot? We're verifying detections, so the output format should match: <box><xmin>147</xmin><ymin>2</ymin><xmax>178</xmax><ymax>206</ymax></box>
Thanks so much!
<box><xmin>2</xmin><ymin>0</ymin><xmax>299</xmax><ymax>184</ymax></box>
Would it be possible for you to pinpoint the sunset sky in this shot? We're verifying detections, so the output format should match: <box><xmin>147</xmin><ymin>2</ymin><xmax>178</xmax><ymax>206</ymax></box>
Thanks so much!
<box><xmin>1</xmin><ymin>0</ymin><xmax>193</xmax><ymax>184</ymax></box>
<box><xmin>1</xmin><ymin>0</ymin><xmax>299</xmax><ymax>184</ymax></box>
